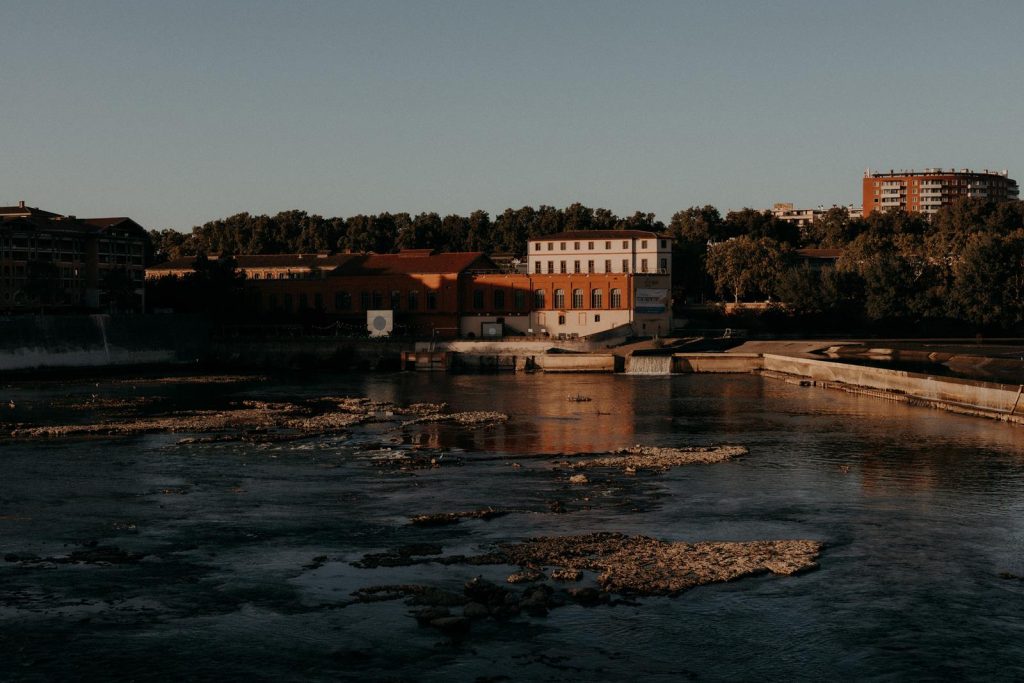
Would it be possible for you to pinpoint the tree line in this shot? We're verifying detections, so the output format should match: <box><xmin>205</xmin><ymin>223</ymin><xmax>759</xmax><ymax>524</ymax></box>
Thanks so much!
<box><xmin>148</xmin><ymin>198</ymin><xmax>1024</xmax><ymax>333</ymax></box>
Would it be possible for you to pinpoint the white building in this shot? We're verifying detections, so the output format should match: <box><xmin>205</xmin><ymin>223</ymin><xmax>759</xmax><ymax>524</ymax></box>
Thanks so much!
<box><xmin>525</xmin><ymin>230</ymin><xmax>672</xmax><ymax>338</ymax></box>
<box><xmin>528</xmin><ymin>230</ymin><xmax>671</xmax><ymax>276</ymax></box>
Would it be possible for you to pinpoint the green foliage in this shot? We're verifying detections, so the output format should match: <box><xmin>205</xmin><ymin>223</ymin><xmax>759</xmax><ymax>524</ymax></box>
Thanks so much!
<box><xmin>706</xmin><ymin>236</ymin><xmax>787</xmax><ymax>303</ymax></box>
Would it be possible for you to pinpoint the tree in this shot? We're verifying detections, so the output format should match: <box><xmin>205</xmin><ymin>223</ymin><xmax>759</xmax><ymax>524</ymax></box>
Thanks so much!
<box><xmin>724</xmin><ymin>208</ymin><xmax>799</xmax><ymax>245</ymax></box>
<box><xmin>705</xmin><ymin>236</ymin><xmax>786</xmax><ymax>303</ymax></box>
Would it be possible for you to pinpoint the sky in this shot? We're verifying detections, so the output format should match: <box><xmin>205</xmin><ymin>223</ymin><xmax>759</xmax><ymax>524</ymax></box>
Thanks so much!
<box><xmin>2</xmin><ymin>0</ymin><xmax>1023</xmax><ymax>231</ymax></box>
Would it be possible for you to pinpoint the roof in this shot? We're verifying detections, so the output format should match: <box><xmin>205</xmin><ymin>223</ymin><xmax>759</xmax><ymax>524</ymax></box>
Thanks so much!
<box><xmin>528</xmin><ymin>230</ymin><xmax>666</xmax><ymax>241</ymax></box>
<box><xmin>796</xmin><ymin>248</ymin><xmax>843</xmax><ymax>259</ymax></box>
<box><xmin>0</xmin><ymin>205</ymin><xmax>63</xmax><ymax>219</ymax></box>
<box><xmin>331</xmin><ymin>251</ymin><xmax>497</xmax><ymax>276</ymax></box>
<box><xmin>147</xmin><ymin>251</ymin><xmax>498</xmax><ymax>276</ymax></box>
<box><xmin>147</xmin><ymin>253</ymin><xmax>355</xmax><ymax>271</ymax></box>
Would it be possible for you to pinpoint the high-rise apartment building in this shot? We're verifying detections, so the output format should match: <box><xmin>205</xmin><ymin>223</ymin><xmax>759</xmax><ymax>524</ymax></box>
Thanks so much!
<box><xmin>862</xmin><ymin>168</ymin><xmax>1018</xmax><ymax>217</ymax></box>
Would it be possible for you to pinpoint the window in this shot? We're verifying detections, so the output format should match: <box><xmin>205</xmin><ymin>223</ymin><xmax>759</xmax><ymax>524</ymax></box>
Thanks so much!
<box><xmin>587</xmin><ymin>260</ymin><xmax>594</xmax><ymax>273</ymax></box>
<box><xmin>547</xmin><ymin>260</ymin><xmax>554</xmax><ymax>274</ymax></box>
<box><xmin>660</xmin><ymin>240</ymin><xmax>667</xmax><ymax>248</ymax></box>
<box><xmin>473</xmin><ymin>289</ymin><xmax>485</xmax><ymax>309</ymax></box>
<box><xmin>554</xmin><ymin>288</ymin><xmax>565</xmax><ymax>308</ymax></box>
<box><xmin>572</xmin><ymin>288</ymin><xmax>583</xmax><ymax>308</ymax></box>
<box><xmin>535</xmin><ymin>261</ymin><xmax>541</xmax><ymax>274</ymax></box>
<box><xmin>622</xmin><ymin>260</ymin><xmax>629</xmax><ymax>273</ymax></box>
<box><xmin>360</xmin><ymin>291</ymin><xmax>371</xmax><ymax>310</ymax></box>
<box><xmin>547</xmin><ymin>242</ymin><xmax>554</xmax><ymax>251</ymax></box>
<box><xmin>574</xmin><ymin>242</ymin><xmax>580</xmax><ymax>250</ymax></box>
<box><xmin>408</xmin><ymin>291</ymin><xmax>419</xmax><ymax>310</ymax></box>
<box><xmin>611</xmin><ymin>288</ymin><xmax>622</xmax><ymax>308</ymax></box>
<box><xmin>560</xmin><ymin>242</ymin><xmax>566</xmax><ymax>250</ymax></box>
<box><xmin>641</xmin><ymin>240</ymin><xmax>647</xmax><ymax>249</ymax></box>
<box><xmin>494</xmin><ymin>289</ymin><xmax>505</xmax><ymax>309</ymax></box>
<box><xmin>641</xmin><ymin>258</ymin><xmax>648</xmax><ymax>273</ymax></box>
<box><xmin>514</xmin><ymin>290</ymin><xmax>526</xmax><ymax>310</ymax></box>
<box><xmin>591</xmin><ymin>289</ymin><xmax>603</xmax><ymax>308</ymax></box>
<box><xmin>558</xmin><ymin>314</ymin><xmax>566</xmax><ymax>325</ymax></box>
<box><xmin>314</xmin><ymin>293</ymin><xmax>323</xmax><ymax>310</ymax></box>
<box><xmin>588</xmin><ymin>242</ymin><xmax>594</xmax><ymax>250</ymax></box>
<box><xmin>574</xmin><ymin>260</ymin><xmax>581</xmax><ymax>273</ymax></box>
<box><xmin>595</xmin><ymin>314</ymin><xmax>601</xmax><ymax>322</ymax></box>
<box><xmin>391</xmin><ymin>290</ymin><xmax>401</xmax><ymax>310</ymax></box>
<box><xmin>560</xmin><ymin>261</ymin><xmax>567</xmax><ymax>273</ymax></box>
<box><xmin>604</xmin><ymin>259</ymin><xmax>611</xmax><ymax>273</ymax></box>
<box><xmin>426</xmin><ymin>291</ymin><xmax>438</xmax><ymax>310</ymax></box>
<box><xmin>372</xmin><ymin>291</ymin><xmax>383</xmax><ymax>308</ymax></box>
<box><xmin>534</xmin><ymin>288</ymin><xmax>546</xmax><ymax>308</ymax></box>
<box><xmin>535</xmin><ymin>242</ymin><xmax>542</xmax><ymax>251</ymax></box>
<box><xmin>622</xmin><ymin>240</ymin><xmax>628</xmax><ymax>249</ymax></box>
<box><xmin>660</xmin><ymin>258</ymin><xmax>667</xmax><ymax>272</ymax></box>
<box><xmin>605</xmin><ymin>241</ymin><xmax>611</xmax><ymax>249</ymax></box>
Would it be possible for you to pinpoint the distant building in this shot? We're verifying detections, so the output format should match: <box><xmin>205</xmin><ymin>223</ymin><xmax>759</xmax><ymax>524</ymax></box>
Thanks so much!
<box><xmin>771</xmin><ymin>203</ymin><xmax>863</xmax><ymax>227</ymax></box>
<box><xmin>862</xmin><ymin>168</ymin><xmax>1019</xmax><ymax>217</ymax></box>
<box><xmin>522</xmin><ymin>230</ymin><xmax>671</xmax><ymax>338</ymax></box>
<box><xmin>149</xmin><ymin>250</ymin><xmax>503</xmax><ymax>339</ymax></box>
<box><xmin>0</xmin><ymin>201</ymin><xmax>148</xmax><ymax>311</ymax></box>
<box><xmin>147</xmin><ymin>231</ymin><xmax>674</xmax><ymax>339</ymax></box>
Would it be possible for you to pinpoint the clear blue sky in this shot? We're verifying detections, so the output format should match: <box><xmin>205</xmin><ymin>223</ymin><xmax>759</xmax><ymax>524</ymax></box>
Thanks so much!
<box><xmin>3</xmin><ymin>0</ymin><xmax>1022</xmax><ymax>231</ymax></box>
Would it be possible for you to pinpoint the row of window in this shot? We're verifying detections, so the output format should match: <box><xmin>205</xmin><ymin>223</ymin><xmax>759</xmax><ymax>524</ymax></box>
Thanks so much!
<box><xmin>533</xmin><ymin>239</ymin><xmax>666</xmax><ymax>252</ymax></box>
<box><xmin>247</xmin><ymin>270</ymin><xmax>324</xmax><ymax>280</ymax></box>
<box><xmin>533</xmin><ymin>258</ymin><xmax>667</xmax><ymax>274</ymax></box>
<box><xmin>532</xmin><ymin>288</ymin><xmax>622</xmax><ymax>310</ymax></box>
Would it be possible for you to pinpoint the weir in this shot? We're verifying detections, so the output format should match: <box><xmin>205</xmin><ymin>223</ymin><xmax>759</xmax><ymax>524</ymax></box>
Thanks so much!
<box><xmin>625</xmin><ymin>355</ymin><xmax>673</xmax><ymax>375</ymax></box>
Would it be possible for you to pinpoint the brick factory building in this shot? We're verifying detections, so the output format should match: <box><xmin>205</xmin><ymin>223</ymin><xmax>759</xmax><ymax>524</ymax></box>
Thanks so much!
<box><xmin>862</xmin><ymin>168</ymin><xmax>1019</xmax><ymax>217</ymax></box>
<box><xmin>146</xmin><ymin>229</ymin><xmax>674</xmax><ymax>339</ymax></box>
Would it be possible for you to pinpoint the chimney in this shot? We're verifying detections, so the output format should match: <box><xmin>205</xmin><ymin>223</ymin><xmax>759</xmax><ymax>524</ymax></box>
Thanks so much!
<box><xmin>18</xmin><ymin>200</ymin><xmax>25</xmax><ymax>209</ymax></box>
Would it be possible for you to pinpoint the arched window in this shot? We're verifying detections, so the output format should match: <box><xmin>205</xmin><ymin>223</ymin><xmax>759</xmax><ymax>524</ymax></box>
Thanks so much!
<box><xmin>371</xmin><ymin>291</ymin><xmax>383</xmax><ymax>308</ymax></box>
<box><xmin>534</xmin><ymin>289</ymin><xmax>546</xmax><ymax>308</ymax></box>
<box><xmin>335</xmin><ymin>291</ymin><xmax>352</xmax><ymax>311</ymax></box>
<box><xmin>553</xmin><ymin>288</ymin><xmax>565</xmax><ymax>308</ymax></box>
<box><xmin>610</xmin><ymin>288</ymin><xmax>622</xmax><ymax>308</ymax></box>
<box><xmin>572</xmin><ymin>289</ymin><xmax>583</xmax><ymax>308</ymax></box>
<box><xmin>591</xmin><ymin>289</ymin><xmax>603</xmax><ymax>308</ymax></box>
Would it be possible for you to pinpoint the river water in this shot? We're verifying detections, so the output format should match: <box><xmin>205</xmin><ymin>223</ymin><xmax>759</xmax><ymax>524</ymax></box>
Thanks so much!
<box><xmin>4</xmin><ymin>372</ymin><xmax>1024</xmax><ymax>681</ymax></box>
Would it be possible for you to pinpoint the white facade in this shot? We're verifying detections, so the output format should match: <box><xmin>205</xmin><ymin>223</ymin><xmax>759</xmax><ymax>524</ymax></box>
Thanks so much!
<box><xmin>527</xmin><ymin>231</ymin><xmax>671</xmax><ymax>277</ymax></box>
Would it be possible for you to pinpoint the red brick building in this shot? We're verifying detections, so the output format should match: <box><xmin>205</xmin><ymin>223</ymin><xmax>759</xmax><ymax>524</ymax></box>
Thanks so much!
<box><xmin>147</xmin><ymin>250</ymin><xmax>500</xmax><ymax>338</ymax></box>
<box><xmin>862</xmin><ymin>168</ymin><xmax>1018</xmax><ymax>217</ymax></box>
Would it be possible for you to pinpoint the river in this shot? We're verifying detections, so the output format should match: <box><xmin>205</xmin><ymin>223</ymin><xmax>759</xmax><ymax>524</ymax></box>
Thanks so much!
<box><xmin>3</xmin><ymin>372</ymin><xmax>1024</xmax><ymax>681</ymax></box>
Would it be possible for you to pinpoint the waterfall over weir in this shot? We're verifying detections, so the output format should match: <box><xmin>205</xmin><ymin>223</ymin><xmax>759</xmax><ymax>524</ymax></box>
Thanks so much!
<box><xmin>624</xmin><ymin>354</ymin><xmax>673</xmax><ymax>375</ymax></box>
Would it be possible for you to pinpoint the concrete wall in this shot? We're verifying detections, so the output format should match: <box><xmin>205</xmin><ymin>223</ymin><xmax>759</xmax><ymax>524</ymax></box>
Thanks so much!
<box><xmin>533</xmin><ymin>354</ymin><xmax>618</xmax><ymax>373</ymax></box>
<box><xmin>0</xmin><ymin>314</ymin><xmax>211</xmax><ymax>371</ymax></box>
<box><xmin>762</xmin><ymin>353</ymin><xmax>1023</xmax><ymax>414</ymax></box>
<box><xmin>674</xmin><ymin>353</ymin><xmax>761</xmax><ymax>373</ymax></box>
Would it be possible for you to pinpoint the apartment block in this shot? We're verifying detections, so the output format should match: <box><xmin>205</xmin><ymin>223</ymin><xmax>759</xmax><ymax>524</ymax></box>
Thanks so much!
<box><xmin>862</xmin><ymin>168</ymin><xmax>1019</xmax><ymax>217</ymax></box>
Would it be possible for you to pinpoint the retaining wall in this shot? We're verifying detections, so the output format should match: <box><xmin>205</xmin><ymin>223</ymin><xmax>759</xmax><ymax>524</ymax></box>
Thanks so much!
<box><xmin>0</xmin><ymin>314</ymin><xmax>211</xmax><ymax>371</ymax></box>
<box><xmin>762</xmin><ymin>353</ymin><xmax>1023</xmax><ymax>415</ymax></box>
<box><xmin>673</xmin><ymin>353</ymin><xmax>761</xmax><ymax>373</ymax></box>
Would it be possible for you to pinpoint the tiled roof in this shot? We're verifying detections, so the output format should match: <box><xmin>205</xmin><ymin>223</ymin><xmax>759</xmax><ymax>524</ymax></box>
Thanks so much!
<box><xmin>529</xmin><ymin>230</ymin><xmax>666</xmax><ymax>241</ymax></box>
<box><xmin>0</xmin><ymin>205</ymin><xmax>62</xmax><ymax>219</ymax></box>
<box><xmin>332</xmin><ymin>251</ymin><xmax>497</xmax><ymax>275</ymax></box>
<box><xmin>81</xmin><ymin>217</ymin><xmax>148</xmax><ymax>235</ymax></box>
<box><xmin>148</xmin><ymin>254</ymin><xmax>355</xmax><ymax>271</ymax></box>
<box><xmin>795</xmin><ymin>248</ymin><xmax>843</xmax><ymax>259</ymax></box>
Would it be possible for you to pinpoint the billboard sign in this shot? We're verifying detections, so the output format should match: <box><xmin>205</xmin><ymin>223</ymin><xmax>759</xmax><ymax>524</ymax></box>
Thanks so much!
<box><xmin>635</xmin><ymin>288</ymin><xmax>668</xmax><ymax>314</ymax></box>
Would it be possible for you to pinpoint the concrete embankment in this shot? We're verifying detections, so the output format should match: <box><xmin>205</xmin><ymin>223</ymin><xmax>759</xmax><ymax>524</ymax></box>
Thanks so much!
<box><xmin>760</xmin><ymin>353</ymin><xmax>1024</xmax><ymax>424</ymax></box>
